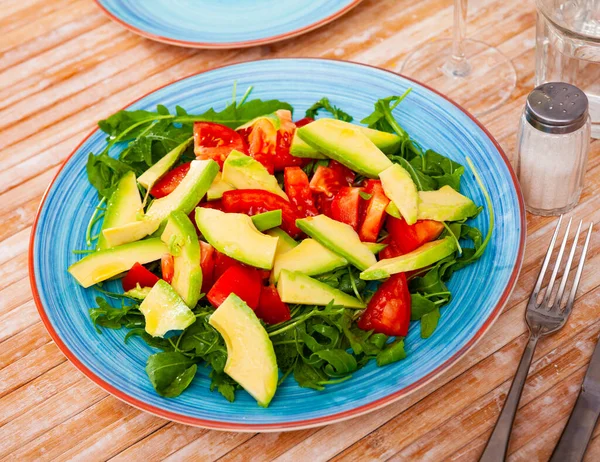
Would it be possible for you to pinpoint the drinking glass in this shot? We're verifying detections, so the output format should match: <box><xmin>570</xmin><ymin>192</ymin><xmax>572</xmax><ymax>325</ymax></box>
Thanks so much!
<box><xmin>400</xmin><ymin>0</ymin><xmax>517</xmax><ymax>117</ymax></box>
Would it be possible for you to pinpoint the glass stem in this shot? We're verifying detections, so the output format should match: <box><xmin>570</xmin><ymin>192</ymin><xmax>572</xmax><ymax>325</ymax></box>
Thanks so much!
<box><xmin>443</xmin><ymin>0</ymin><xmax>472</xmax><ymax>78</ymax></box>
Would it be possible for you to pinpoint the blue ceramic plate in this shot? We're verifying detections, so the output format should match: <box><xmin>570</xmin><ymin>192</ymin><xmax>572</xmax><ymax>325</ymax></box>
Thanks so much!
<box><xmin>94</xmin><ymin>0</ymin><xmax>363</xmax><ymax>48</ymax></box>
<box><xmin>30</xmin><ymin>59</ymin><xmax>525</xmax><ymax>431</ymax></box>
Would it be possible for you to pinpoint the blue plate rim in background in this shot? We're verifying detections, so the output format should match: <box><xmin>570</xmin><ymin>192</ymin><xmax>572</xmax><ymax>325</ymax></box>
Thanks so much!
<box><xmin>93</xmin><ymin>0</ymin><xmax>365</xmax><ymax>49</ymax></box>
<box><xmin>29</xmin><ymin>58</ymin><xmax>526</xmax><ymax>432</ymax></box>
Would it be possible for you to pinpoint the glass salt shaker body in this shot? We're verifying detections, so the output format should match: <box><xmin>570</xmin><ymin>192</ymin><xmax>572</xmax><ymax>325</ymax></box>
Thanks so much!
<box><xmin>516</xmin><ymin>82</ymin><xmax>591</xmax><ymax>216</ymax></box>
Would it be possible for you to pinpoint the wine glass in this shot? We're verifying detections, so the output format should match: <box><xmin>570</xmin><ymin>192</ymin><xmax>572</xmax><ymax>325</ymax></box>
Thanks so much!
<box><xmin>400</xmin><ymin>0</ymin><xmax>517</xmax><ymax>117</ymax></box>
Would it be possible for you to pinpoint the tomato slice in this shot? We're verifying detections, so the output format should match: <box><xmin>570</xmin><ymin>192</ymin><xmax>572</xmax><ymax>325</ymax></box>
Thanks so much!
<box><xmin>199</xmin><ymin>241</ymin><xmax>215</xmax><ymax>294</ymax></box>
<box><xmin>194</xmin><ymin>122</ymin><xmax>247</xmax><ymax>168</ymax></box>
<box><xmin>239</xmin><ymin>110</ymin><xmax>307</xmax><ymax>173</ymax></box>
<box><xmin>309</xmin><ymin>165</ymin><xmax>345</xmax><ymax>198</ymax></box>
<box><xmin>329</xmin><ymin>160</ymin><xmax>356</xmax><ymax>186</ymax></box>
<box><xmin>161</xmin><ymin>254</ymin><xmax>175</xmax><ymax>284</ymax></box>
<box><xmin>358</xmin><ymin>273</ymin><xmax>411</xmax><ymax>337</ymax></box>
<box><xmin>330</xmin><ymin>187</ymin><xmax>363</xmax><ymax>230</ymax></box>
<box><xmin>150</xmin><ymin>162</ymin><xmax>191</xmax><ymax>198</ymax></box>
<box><xmin>284</xmin><ymin>167</ymin><xmax>318</xmax><ymax>217</ymax></box>
<box><xmin>386</xmin><ymin>217</ymin><xmax>445</xmax><ymax>255</ymax></box>
<box><xmin>294</xmin><ymin>117</ymin><xmax>314</xmax><ymax>128</ymax></box>
<box><xmin>212</xmin><ymin>251</ymin><xmax>246</xmax><ymax>281</ymax></box>
<box><xmin>197</xmin><ymin>199</ymin><xmax>225</xmax><ymax>211</ymax></box>
<box><xmin>121</xmin><ymin>262</ymin><xmax>160</xmax><ymax>292</ymax></box>
<box><xmin>358</xmin><ymin>180</ymin><xmax>390</xmax><ymax>242</ymax></box>
<box><xmin>207</xmin><ymin>265</ymin><xmax>262</xmax><ymax>310</ymax></box>
<box><xmin>255</xmin><ymin>285</ymin><xmax>291</xmax><ymax>324</ymax></box>
<box><xmin>221</xmin><ymin>189</ymin><xmax>302</xmax><ymax>237</ymax></box>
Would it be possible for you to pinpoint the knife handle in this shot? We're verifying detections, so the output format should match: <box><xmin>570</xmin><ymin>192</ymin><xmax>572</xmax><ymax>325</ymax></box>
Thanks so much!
<box><xmin>550</xmin><ymin>389</ymin><xmax>600</xmax><ymax>462</ymax></box>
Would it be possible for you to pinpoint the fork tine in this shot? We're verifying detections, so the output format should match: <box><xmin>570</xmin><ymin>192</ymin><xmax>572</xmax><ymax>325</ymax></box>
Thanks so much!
<box><xmin>564</xmin><ymin>223</ymin><xmax>594</xmax><ymax>312</ymax></box>
<box><xmin>532</xmin><ymin>215</ymin><xmax>563</xmax><ymax>300</ymax></box>
<box><xmin>542</xmin><ymin>217</ymin><xmax>573</xmax><ymax>306</ymax></box>
<box><xmin>552</xmin><ymin>220</ymin><xmax>582</xmax><ymax>311</ymax></box>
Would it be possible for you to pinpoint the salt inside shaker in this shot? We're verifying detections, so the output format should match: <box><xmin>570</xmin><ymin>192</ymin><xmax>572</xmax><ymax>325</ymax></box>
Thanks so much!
<box><xmin>516</xmin><ymin>82</ymin><xmax>591</xmax><ymax>216</ymax></box>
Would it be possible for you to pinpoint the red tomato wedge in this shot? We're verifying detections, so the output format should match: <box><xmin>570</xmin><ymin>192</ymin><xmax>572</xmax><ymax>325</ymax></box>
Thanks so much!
<box><xmin>194</xmin><ymin>122</ymin><xmax>247</xmax><ymax>168</ymax></box>
<box><xmin>309</xmin><ymin>165</ymin><xmax>346</xmax><ymax>198</ymax></box>
<box><xmin>239</xmin><ymin>110</ymin><xmax>307</xmax><ymax>173</ymax></box>
<box><xmin>221</xmin><ymin>189</ymin><xmax>302</xmax><ymax>237</ymax></box>
<box><xmin>358</xmin><ymin>180</ymin><xmax>390</xmax><ymax>242</ymax></box>
<box><xmin>358</xmin><ymin>273</ymin><xmax>411</xmax><ymax>337</ymax></box>
<box><xmin>294</xmin><ymin>117</ymin><xmax>314</xmax><ymax>128</ymax></box>
<box><xmin>386</xmin><ymin>217</ymin><xmax>445</xmax><ymax>255</ymax></box>
<box><xmin>121</xmin><ymin>262</ymin><xmax>160</xmax><ymax>292</ymax></box>
<box><xmin>199</xmin><ymin>241</ymin><xmax>215</xmax><ymax>294</ymax></box>
<box><xmin>255</xmin><ymin>285</ymin><xmax>291</xmax><ymax>325</ymax></box>
<box><xmin>207</xmin><ymin>265</ymin><xmax>262</xmax><ymax>310</ymax></box>
<box><xmin>329</xmin><ymin>160</ymin><xmax>356</xmax><ymax>186</ymax></box>
<box><xmin>161</xmin><ymin>254</ymin><xmax>174</xmax><ymax>284</ymax></box>
<box><xmin>284</xmin><ymin>167</ymin><xmax>318</xmax><ymax>217</ymax></box>
<box><xmin>212</xmin><ymin>251</ymin><xmax>246</xmax><ymax>281</ymax></box>
<box><xmin>197</xmin><ymin>199</ymin><xmax>225</xmax><ymax>211</ymax></box>
<box><xmin>330</xmin><ymin>187</ymin><xmax>363</xmax><ymax>230</ymax></box>
<box><xmin>150</xmin><ymin>162</ymin><xmax>191</xmax><ymax>198</ymax></box>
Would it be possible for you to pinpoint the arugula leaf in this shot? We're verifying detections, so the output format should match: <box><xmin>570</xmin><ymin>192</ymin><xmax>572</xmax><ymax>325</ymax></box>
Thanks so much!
<box><xmin>145</xmin><ymin>352</ymin><xmax>198</xmax><ymax>398</ymax></box>
<box><xmin>409</xmin><ymin>150</ymin><xmax>465</xmax><ymax>191</ymax></box>
<box><xmin>88</xmin><ymin>297</ymin><xmax>142</xmax><ymax>332</ymax></box>
<box><xmin>311</xmin><ymin>349</ymin><xmax>358</xmax><ymax>377</ymax></box>
<box><xmin>293</xmin><ymin>360</ymin><xmax>329</xmax><ymax>390</ymax></box>
<box><xmin>305</xmin><ymin>97</ymin><xmax>353</xmax><ymax>122</ymax></box>
<box><xmin>86</xmin><ymin>153</ymin><xmax>134</xmax><ymax>200</ymax></box>
<box><xmin>124</xmin><ymin>328</ymin><xmax>174</xmax><ymax>350</ymax></box>
<box><xmin>209</xmin><ymin>370</ymin><xmax>237</xmax><ymax>402</ymax></box>
<box><xmin>376</xmin><ymin>338</ymin><xmax>407</xmax><ymax>366</ymax></box>
<box><xmin>420</xmin><ymin>308</ymin><xmax>441</xmax><ymax>338</ymax></box>
<box><xmin>410</xmin><ymin>293</ymin><xmax>439</xmax><ymax>321</ymax></box>
<box><xmin>360</xmin><ymin>89</ymin><xmax>411</xmax><ymax>140</ymax></box>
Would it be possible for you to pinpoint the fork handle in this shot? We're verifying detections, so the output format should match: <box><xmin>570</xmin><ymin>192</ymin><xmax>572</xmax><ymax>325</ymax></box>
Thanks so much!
<box><xmin>479</xmin><ymin>333</ymin><xmax>540</xmax><ymax>462</ymax></box>
<box><xmin>550</xmin><ymin>389</ymin><xmax>600</xmax><ymax>462</ymax></box>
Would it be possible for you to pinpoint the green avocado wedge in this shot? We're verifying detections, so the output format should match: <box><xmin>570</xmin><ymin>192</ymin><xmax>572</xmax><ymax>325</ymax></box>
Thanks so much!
<box><xmin>209</xmin><ymin>293</ymin><xmax>278</xmax><ymax>407</ymax></box>
<box><xmin>277</xmin><ymin>270</ymin><xmax>365</xmax><ymax>308</ymax></box>
<box><xmin>265</xmin><ymin>227</ymin><xmax>298</xmax><ymax>255</ymax></box>
<box><xmin>360</xmin><ymin>237</ymin><xmax>457</xmax><ymax>280</ymax></box>
<box><xmin>97</xmin><ymin>171</ymin><xmax>142</xmax><ymax>250</ymax></box>
<box><xmin>222</xmin><ymin>150</ymin><xmax>288</xmax><ymax>200</ymax></box>
<box><xmin>68</xmin><ymin>238</ymin><xmax>168</xmax><ymax>288</ymax></box>
<box><xmin>139</xmin><ymin>280</ymin><xmax>196</xmax><ymax>338</ymax></box>
<box><xmin>147</xmin><ymin>159</ymin><xmax>219</xmax><ymax>223</ymax></box>
<box><xmin>251</xmin><ymin>210</ymin><xmax>282</xmax><ymax>232</ymax></box>
<box><xmin>161</xmin><ymin>211</ymin><xmax>202</xmax><ymax>308</ymax></box>
<box><xmin>137</xmin><ymin>137</ymin><xmax>193</xmax><ymax>190</ymax></box>
<box><xmin>195</xmin><ymin>208</ymin><xmax>278</xmax><ymax>270</ymax></box>
<box><xmin>379</xmin><ymin>163</ymin><xmax>419</xmax><ymax>225</ymax></box>
<box><xmin>296</xmin><ymin>215</ymin><xmax>376</xmax><ymax>271</ymax></box>
<box><xmin>417</xmin><ymin>186</ymin><xmax>479</xmax><ymax>222</ymax></box>
<box><xmin>271</xmin><ymin>238</ymin><xmax>347</xmax><ymax>283</ymax></box>
<box><xmin>206</xmin><ymin>172</ymin><xmax>235</xmax><ymax>201</ymax></box>
<box><xmin>364</xmin><ymin>242</ymin><xmax>387</xmax><ymax>254</ymax></box>
<box><xmin>296</xmin><ymin>118</ymin><xmax>393</xmax><ymax>177</ymax></box>
<box><xmin>101</xmin><ymin>218</ymin><xmax>161</xmax><ymax>248</ymax></box>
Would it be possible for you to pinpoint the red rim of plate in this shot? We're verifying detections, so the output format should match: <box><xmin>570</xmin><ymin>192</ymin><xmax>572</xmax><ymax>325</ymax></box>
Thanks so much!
<box><xmin>92</xmin><ymin>0</ymin><xmax>365</xmax><ymax>49</ymax></box>
<box><xmin>29</xmin><ymin>58</ymin><xmax>526</xmax><ymax>432</ymax></box>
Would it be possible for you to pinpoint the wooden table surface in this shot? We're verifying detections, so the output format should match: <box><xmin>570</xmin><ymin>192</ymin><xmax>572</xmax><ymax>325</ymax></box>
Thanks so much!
<box><xmin>2</xmin><ymin>0</ymin><xmax>600</xmax><ymax>460</ymax></box>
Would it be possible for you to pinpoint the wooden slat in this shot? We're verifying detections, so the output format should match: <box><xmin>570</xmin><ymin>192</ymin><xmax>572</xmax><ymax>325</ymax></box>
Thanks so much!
<box><xmin>3</xmin><ymin>0</ymin><xmax>600</xmax><ymax>460</ymax></box>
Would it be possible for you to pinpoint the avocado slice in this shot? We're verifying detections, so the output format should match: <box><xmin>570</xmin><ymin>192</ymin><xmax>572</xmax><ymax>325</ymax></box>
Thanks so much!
<box><xmin>124</xmin><ymin>285</ymin><xmax>152</xmax><ymax>300</ymax></box>
<box><xmin>137</xmin><ymin>137</ymin><xmax>193</xmax><ymax>190</ymax></box>
<box><xmin>97</xmin><ymin>171</ymin><xmax>142</xmax><ymax>250</ymax></box>
<box><xmin>379</xmin><ymin>163</ymin><xmax>419</xmax><ymax>225</ymax></box>
<box><xmin>251</xmin><ymin>210</ymin><xmax>282</xmax><ymax>232</ymax></box>
<box><xmin>296</xmin><ymin>119</ymin><xmax>393</xmax><ymax>178</ymax></box>
<box><xmin>101</xmin><ymin>218</ymin><xmax>161</xmax><ymax>248</ymax></box>
<box><xmin>68</xmin><ymin>238</ymin><xmax>167</xmax><ymax>288</ymax></box>
<box><xmin>277</xmin><ymin>270</ymin><xmax>365</xmax><ymax>308</ymax></box>
<box><xmin>360</xmin><ymin>237</ymin><xmax>457</xmax><ymax>280</ymax></box>
<box><xmin>222</xmin><ymin>150</ymin><xmax>288</xmax><ymax>200</ymax></box>
<box><xmin>139</xmin><ymin>279</ymin><xmax>196</xmax><ymax>338</ymax></box>
<box><xmin>161</xmin><ymin>211</ymin><xmax>202</xmax><ymax>308</ymax></box>
<box><xmin>195</xmin><ymin>208</ymin><xmax>278</xmax><ymax>270</ymax></box>
<box><xmin>291</xmin><ymin>121</ymin><xmax>401</xmax><ymax>159</ymax></box>
<box><xmin>296</xmin><ymin>215</ymin><xmax>377</xmax><ymax>271</ymax></box>
<box><xmin>206</xmin><ymin>172</ymin><xmax>235</xmax><ymax>201</ymax></box>
<box><xmin>385</xmin><ymin>201</ymin><xmax>402</xmax><ymax>219</ymax></box>
<box><xmin>364</xmin><ymin>242</ymin><xmax>387</xmax><ymax>254</ymax></box>
<box><xmin>146</xmin><ymin>159</ymin><xmax>219</xmax><ymax>223</ymax></box>
<box><xmin>271</xmin><ymin>238</ymin><xmax>347</xmax><ymax>283</ymax></box>
<box><xmin>417</xmin><ymin>186</ymin><xmax>479</xmax><ymax>222</ymax></box>
<box><xmin>265</xmin><ymin>227</ymin><xmax>298</xmax><ymax>258</ymax></box>
<box><xmin>209</xmin><ymin>293</ymin><xmax>278</xmax><ymax>407</ymax></box>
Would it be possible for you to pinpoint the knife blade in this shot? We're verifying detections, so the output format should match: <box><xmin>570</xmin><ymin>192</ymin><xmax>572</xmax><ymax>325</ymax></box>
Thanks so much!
<box><xmin>550</xmin><ymin>334</ymin><xmax>600</xmax><ymax>462</ymax></box>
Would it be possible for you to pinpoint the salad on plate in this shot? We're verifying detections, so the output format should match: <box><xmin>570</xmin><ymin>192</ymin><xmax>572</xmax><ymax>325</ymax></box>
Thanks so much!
<box><xmin>67</xmin><ymin>87</ymin><xmax>493</xmax><ymax>407</ymax></box>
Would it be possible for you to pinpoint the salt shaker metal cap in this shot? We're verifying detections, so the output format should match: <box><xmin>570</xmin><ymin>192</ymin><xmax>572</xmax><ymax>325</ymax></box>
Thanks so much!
<box><xmin>525</xmin><ymin>82</ymin><xmax>589</xmax><ymax>134</ymax></box>
<box><xmin>516</xmin><ymin>82</ymin><xmax>591</xmax><ymax>216</ymax></box>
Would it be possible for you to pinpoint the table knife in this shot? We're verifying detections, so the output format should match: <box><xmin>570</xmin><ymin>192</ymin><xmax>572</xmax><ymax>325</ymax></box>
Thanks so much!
<box><xmin>550</xmin><ymin>334</ymin><xmax>600</xmax><ymax>462</ymax></box>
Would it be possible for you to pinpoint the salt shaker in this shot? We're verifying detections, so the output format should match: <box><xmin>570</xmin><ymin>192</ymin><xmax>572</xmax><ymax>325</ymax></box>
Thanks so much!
<box><xmin>516</xmin><ymin>82</ymin><xmax>591</xmax><ymax>216</ymax></box>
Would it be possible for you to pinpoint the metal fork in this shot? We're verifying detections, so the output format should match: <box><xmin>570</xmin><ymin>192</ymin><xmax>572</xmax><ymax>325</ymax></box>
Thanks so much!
<box><xmin>480</xmin><ymin>215</ymin><xmax>594</xmax><ymax>462</ymax></box>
